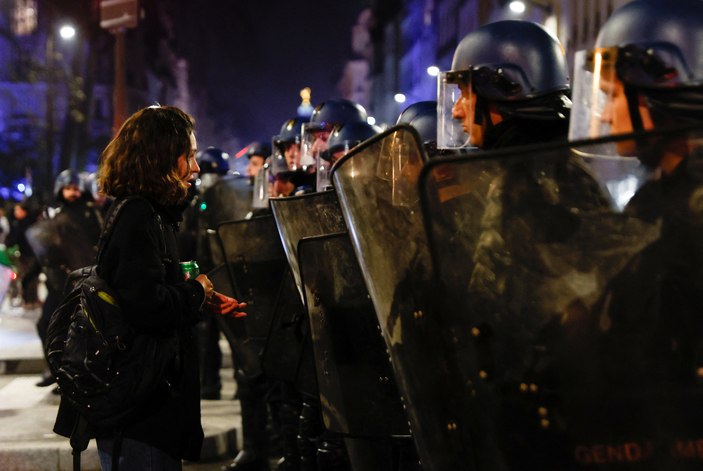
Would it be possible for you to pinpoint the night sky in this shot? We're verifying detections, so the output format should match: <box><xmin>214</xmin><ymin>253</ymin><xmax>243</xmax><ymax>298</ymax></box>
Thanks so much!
<box><xmin>173</xmin><ymin>0</ymin><xmax>369</xmax><ymax>146</ymax></box>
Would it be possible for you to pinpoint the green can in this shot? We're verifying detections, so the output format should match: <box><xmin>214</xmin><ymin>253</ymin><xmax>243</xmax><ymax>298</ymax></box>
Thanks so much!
<box><xmin>180</xmin><ymin>260</ymin><xmax>200</xmax><ymax>280</ymax></box>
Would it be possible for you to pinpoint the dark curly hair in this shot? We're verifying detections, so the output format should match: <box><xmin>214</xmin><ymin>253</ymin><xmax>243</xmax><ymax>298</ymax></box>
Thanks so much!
<box><xmin>98</xmin><ymin>105</ymin><xmax>195</xmax><ymax>206</ymax></box>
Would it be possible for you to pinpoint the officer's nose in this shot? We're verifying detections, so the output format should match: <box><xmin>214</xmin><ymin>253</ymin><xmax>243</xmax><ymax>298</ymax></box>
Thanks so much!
<box><xmin>452</xmin><ymin>96</ymin><xmax>466</xmax><ymax>120</ymax></box>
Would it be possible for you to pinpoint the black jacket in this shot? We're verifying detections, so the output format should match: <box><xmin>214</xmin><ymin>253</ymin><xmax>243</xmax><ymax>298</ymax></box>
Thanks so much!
<box><xmin>53</xmin><ymin>196</ymin><xmax>206</xmax><ymax>461</ymax></box>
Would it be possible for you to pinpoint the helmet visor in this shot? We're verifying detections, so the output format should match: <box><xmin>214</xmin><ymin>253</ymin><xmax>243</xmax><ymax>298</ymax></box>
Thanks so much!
<box><xmin>437</xmin><ymin>71</ymin><xmax>474</xmax><ymax>149</ymax></box>
<box><xmin>252</xmin><ymin>159</ymin><xmax>270</xmax><ymax>209</ymax></box>
<box><xmin>301</xmin><ymin>123</ymin><xmax>332</xmax><ymax>191</ymax></box>
<box><xmin>570</xmin><ymin>45</ymin><xmax>695</xmax><ymax>144</ymax></box>
<box><xmin>300</xmin><ymin>123</ymin><xmax>324</xmax><ymax>170</ymax></box>
<box><xmin>272</xmin><ymin>136</ymin><xmax>303</xmax><ymax>175</ymax></box>
<box><xmin>569</xmin><ymin>48</ymin><xmax>625</xmax><ymax>146</ymax></box>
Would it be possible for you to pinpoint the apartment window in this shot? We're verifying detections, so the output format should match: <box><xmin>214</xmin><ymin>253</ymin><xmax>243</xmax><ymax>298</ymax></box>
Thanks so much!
<box><xmin>12</xmin><ymin>0</ymin><xmax>38</xmax><ymax>36</ymax></box>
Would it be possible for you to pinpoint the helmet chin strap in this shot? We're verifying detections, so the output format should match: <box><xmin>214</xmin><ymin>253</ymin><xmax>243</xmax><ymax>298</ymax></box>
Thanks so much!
<box><xmin>624</xmin><ymin>85</ymin><xmax>645</xmax><ymax>132</ymax></box>
<box><xmin>473</xmin><ymin>94</ymin><xmax>494</xmax><ymax>139</ymax></box>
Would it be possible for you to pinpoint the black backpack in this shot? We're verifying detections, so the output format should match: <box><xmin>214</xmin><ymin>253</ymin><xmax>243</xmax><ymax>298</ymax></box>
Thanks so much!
<box><xmin>45</xmin><ymin>196</ymin><xmax>179</xmax><ymax>469</ymax></box>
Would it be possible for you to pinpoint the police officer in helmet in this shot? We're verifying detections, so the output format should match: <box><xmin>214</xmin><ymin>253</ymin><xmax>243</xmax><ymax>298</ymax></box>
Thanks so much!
<box><xmin>30</xmin><ymin>169</ymin><xmax>103</xmax><ymax>389</ymax></box>
<box><xmin>271</xmin><ymin>117</ymin><xmax>315</xmax><ymax>197</ymax></box>
<box><xmin>300</xmin><ymin>98</ymin><xmax>368</xmax><ymax>190</ymax></box>
<box><xmin>437</xmin><ymin>20</ymin><xmax>571</xmax><ymax>150</ymax></box>
<box><xmin>246</xmin><ymin>142</ymin><xmax>272</xmax><ymax>182</ymax></box>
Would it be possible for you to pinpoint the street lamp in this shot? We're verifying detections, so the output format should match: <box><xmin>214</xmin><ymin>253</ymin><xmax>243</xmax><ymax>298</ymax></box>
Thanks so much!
<box><xmin>59</xmin><ymin>25</ymin><xmax>76</xmax><ymax>40</ymax></box>
<box><xmin>506</xmin><ymin>0</ymin><xmax>553</xmax><ymax>14</ymax></box>
<box><xmin>509</xmin><ymin>1</ymin><xmax>527</xmax><ymax>13</ymax></box>
<box><xmin>44</xmin><ymin>22</ymin><xmax>77</xmax><ymax>197</ymax></box>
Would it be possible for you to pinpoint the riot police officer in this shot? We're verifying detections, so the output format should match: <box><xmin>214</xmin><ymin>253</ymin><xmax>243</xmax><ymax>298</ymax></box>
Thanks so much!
<box><xmin>559</xmin><ymin>3</ymin><xmax>703</xmax><ymax>464</ymax></box>
<box><xmin>271</xmin><ymin>117</ymin><xmax>315</xmax><ymax>198</ymax></box>
<box><xmin>300</xmin><ymin>98</ymin><xmax>368</xmax><ymax>190</ymax></box>
<box><xmin>246</xmin><ymin>142</ymin><xmax>272</xmax><ymax>182</ymax></box>
<box><xmin>29</xmin><ymin>170</ymin><xmax>103</xmax><ymax>389</ymax></box>
<box><xmin>437</xmin><ymin>20</ymin><xmax>571</xmax><ymax>150</ymax></box>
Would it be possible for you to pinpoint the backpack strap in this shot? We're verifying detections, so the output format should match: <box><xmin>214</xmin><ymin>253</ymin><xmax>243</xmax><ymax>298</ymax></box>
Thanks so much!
<box><xmin>96</xmin><ymin>196</ymin><xmax>167</xmax><ymax>265</ymax></box>
<box><xmin>95</xmin><ymin>195</ymin><xmax>142</xmax><ymax>265</ymax></box>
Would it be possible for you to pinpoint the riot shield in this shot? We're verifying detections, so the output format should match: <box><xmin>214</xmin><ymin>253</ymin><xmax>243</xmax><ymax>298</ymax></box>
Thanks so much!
<box><xmin>298</xmin><ymin>232</ymin><xmax>409</xmax><ymax>438</ymax></box>
<box><xmin>260</xmin><ymin>259</ymin><xmax>318</xmax><ymax>397</ymax></box>
<box><xmin>417</xmin><ymin>125</ymin><xmax>703</xmax><ymax>470</ymax></box>
<box><xmin>331</xmin><ymin>125</ymin><xmax>477</xmax><ymax>470</ymax></box>
<box><xmin>263</xmin><ymin>191</ymin><xmax>345</xmax><ymax>396</ymax></box>
<box><xmin>214</xmin><ymin>215</ymin><xmax>287</xmax><ymax>378</ymax></box>
<box><xmin>269</xmin><ymin>189</ymin><xmax>346</xmax><ymax>301</ymax></box>
<box><xmin>202</xmin><ymin>175</ymin><xmax>253</xmax><ymax>226</ymax></box>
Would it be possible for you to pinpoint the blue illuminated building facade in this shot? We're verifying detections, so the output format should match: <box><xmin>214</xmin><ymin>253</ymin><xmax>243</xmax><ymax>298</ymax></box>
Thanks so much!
<box><xmin>0</xmin><ymin>0</ymin><xmax>185</xmax><ymax>201</ymax></box>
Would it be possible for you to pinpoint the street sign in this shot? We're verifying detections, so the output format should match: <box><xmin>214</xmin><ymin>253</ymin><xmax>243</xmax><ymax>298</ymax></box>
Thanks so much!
<box><xmin>100</xmin><ymin>0</ymin><xmax>139</xmax><ymax>30</ymax></box>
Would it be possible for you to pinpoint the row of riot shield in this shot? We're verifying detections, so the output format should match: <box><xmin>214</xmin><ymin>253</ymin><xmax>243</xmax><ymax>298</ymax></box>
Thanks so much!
<box><xmin>331</xmin><ymin>124</ymin><xmax>703</xmax><ymax>471</ymax></box>
<box><xmin>211</xmin><ymin>189</ymin><xmax>416</xmax><ymax>470</ymax></box>
<box><xmin>269</xmin><ymin>190</ymin><xmax>416</xmax><ymax>470</ymax></box>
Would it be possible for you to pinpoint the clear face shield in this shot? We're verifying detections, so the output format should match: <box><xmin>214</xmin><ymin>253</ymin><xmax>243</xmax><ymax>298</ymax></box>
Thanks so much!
<box><xmin>273</xmin><ymin>137</ymin><xmax>303</xmax><ymax>173</ymax></box>
<box><xmin>569</xmin><ymin>48</ymin><xmax>626</xmax><ymax>146</ymax></box>
<box><xmin>300</xmin><ymin>122</ymin><xmax>321</xmax><ymax>172</ymax></box>
<box><xmin>301</xmin><ymin>124</ymin><xmax>332</xmax><ymax>191</ymax></box>
<box><xmin>570</xmin><ymin>43</ymin><xmax>692</xmax><ymax>145</ymax></box>
<box><xmin>251</xmin><ymin>158</ymin><xmax>270</xmax><ymax>209</ymax></box>
<box><xmin>437</xmin><ymin>71</ymin><xmax>473</xmax><ymax>149</ymax></box>
<box><xmin>568</xmin><ymin>44</ymin><xmax>698</xmax><ymax>210</ymax></box>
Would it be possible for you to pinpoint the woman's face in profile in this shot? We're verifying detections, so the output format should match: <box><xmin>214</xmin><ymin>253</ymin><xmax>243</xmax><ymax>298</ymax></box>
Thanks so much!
<box><xmin>177</xmin><ymin>132</ymin><xmax>200</xmax><ymax>187</ymax></box>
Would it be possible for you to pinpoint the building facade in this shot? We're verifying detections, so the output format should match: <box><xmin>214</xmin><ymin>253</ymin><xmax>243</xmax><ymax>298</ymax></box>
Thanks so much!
<box><xmin>361</xmin><ymin>0</ymin><xmax>632</xmax><ymax>125</ymax></box>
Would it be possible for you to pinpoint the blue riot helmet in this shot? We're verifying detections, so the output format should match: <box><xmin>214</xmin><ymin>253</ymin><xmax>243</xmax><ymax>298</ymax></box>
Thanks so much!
<box><xmin>196</xmin><ymin>147</ymin><xmax>230</xmax><ymax>191</ymax></box>
<box><xmin>272</xmin><ymin>117</ymin><xmax>307</xmax><ymax>174</ymax></box>
<box><xmin>322</xmin><ymin>122</ymin><xmax>382</xmax><ymax>163</ymax></box>
<box><xmin>397</xmin><ymin>101</ymin><xmax>438</xmax><ymax>152</ymax></box>
<box><xmin>305</xmin><ymin>98</ymin><xmax>368</xmax><ymax>133</ymax></box>
<box><xmin>196</xmin><ymin>147</ymin><xmax>230</xmax><ymax>175</ymax></box>
<box><xmin>569</xmin><ymin>0</ymin><xmax>703</xmax><ymax>143</ymax></box>
<box><xmin>54</xmin><ymin>169</ymin><xmax>82</xmax><ymax>202</ymax></box>
<box><xmin>245</xmin><ymin>141</ymin><xmax>272</xmax><ymax>180</ymax></box>
<box><xmin>437</xmin><ymin>20</ymin><xmax>570</xmax><ymax>149</ymax></box>
<box><xmin>245</xmin><ymin>141</ymin><xmax>272</xmax><ymax>160</ymax></box>
<box><xmin>300</xmin><ymin>99</ymin><xmax>368</xmax><ymax>190</ymax></box>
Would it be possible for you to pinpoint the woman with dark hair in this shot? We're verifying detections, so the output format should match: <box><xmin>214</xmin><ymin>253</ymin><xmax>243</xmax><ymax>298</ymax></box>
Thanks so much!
<box><xmin>52</xmin><ymin>105</ymin><xmax>245</xmax><ymax>470</ymax></box>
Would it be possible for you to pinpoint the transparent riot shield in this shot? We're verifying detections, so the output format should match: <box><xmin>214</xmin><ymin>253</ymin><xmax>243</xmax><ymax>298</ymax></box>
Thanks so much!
<box><xmin>269</xmin><ymin>189</ymin><xmax>346</xmax><ymax>301</ymax></box>
<box><xmin>260</xmin><ymin>261</ymin><xmax>318</xmax><ymax>397</ymax></box>
<box><xmin>332</xmin><ymin>125</ymin><xmax>477</xmax><ymax>470</ymax></box>
<box><xmin>418</xmin><ymin>125</ymin><xmax>703</xmax><ymax>470</ymax></box>
<box><xmin>202</xmin><ymin>175</ymin><xmax>253</xmax><ymax>225</ymax></box>
<box><xmin>214</xmin><ymin>215</ymin><xmax>287</xmax><ymax>378</ymax></box>
<box><xmin>298</xmin><ymin>232</ymin><xmax>409</xmax><ymax>438</ymax></box>
<box><xmin>264</xmin><ymin>190</ymin><xmax>346</xmax><ymax>398</ymax></box>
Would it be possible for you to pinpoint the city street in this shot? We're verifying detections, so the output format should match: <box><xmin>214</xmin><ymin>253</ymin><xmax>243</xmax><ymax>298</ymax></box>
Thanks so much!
<box><xmin>0</xmin><ymin>296</ymin><xmax>245</xmax><ymax>471</ymax></box>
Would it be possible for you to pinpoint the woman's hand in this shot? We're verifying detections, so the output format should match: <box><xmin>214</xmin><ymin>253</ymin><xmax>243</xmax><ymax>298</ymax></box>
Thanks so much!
<box><xmin>206</xmin><ymin>291</ymin><xmax>247</xmax><ymax>317</ymax></box>
<box><xmin>195</xmin><ymin>274</ymin><xmax>246</xmax><ymax>317</ymax></box>
<box><xmin>195</xmin><ymin>274</ymin><xmax>215</xmax><ymax>300</ymax></box>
